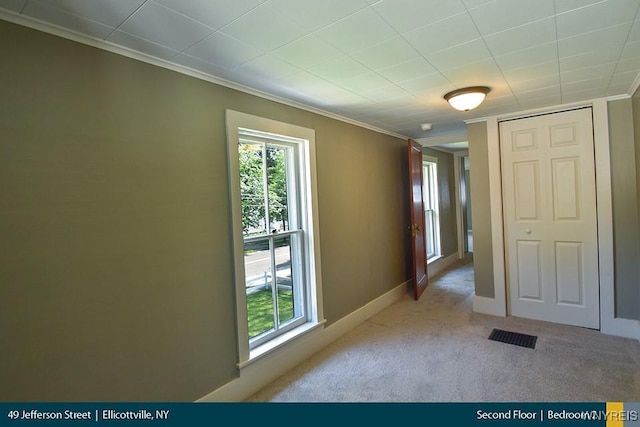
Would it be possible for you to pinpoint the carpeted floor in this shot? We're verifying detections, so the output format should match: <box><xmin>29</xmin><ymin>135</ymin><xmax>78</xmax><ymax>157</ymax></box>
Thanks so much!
<box><xmin>246</xmin><ymin>257</ymin><xmax>640</xmax><ymax>402</ymax></box>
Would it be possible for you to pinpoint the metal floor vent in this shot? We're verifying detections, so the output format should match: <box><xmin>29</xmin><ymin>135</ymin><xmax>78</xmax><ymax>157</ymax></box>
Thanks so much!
<box><xmin>488</xmin><ymin>328</ymin><xmax>537</xmax><ymax>349</ymax></box>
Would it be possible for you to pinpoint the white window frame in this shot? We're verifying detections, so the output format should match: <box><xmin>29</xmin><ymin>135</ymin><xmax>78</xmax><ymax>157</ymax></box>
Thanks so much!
<box><xmin>226</xmin><ymin>110</ymin><xmax>324</xmax><ymax>367</ymax></box>
<box><xmin>423</xmin><ymin>156</ymin><xmax>441</xmax><ymax>263</ymax></box>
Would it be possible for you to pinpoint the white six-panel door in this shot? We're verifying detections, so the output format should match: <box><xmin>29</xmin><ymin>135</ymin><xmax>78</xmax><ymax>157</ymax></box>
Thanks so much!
<box><xmin>500</xmin><ymin>108</ymin><xmax>599</xmax><ymax>329</ymax></box>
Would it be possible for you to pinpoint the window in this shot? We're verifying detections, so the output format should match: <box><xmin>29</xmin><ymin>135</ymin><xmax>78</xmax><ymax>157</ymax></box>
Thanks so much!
<box><xmin>226</xmin><ymin>110</ymin><xmax>323</xmax><ymax>366</ymax></box>
<box><xmin>423</xmin><ymin>157</ymin><xmax>441</xmax><ymax>262</ymax></box>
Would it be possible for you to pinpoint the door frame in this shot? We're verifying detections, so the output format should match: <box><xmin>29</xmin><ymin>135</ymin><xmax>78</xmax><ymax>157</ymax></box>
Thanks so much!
<box><xmin>454</xmin><ymin>150</ymin><xmax>469</xmax><ymax>260</ymax></box>
<box><xmin>471</xmin><ymin>98</ymin><xmax>636</xmax><ymax>338</ymax></box>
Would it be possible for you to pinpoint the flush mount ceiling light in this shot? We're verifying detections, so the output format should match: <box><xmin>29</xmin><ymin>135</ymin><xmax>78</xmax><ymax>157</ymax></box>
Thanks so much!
<box><xmin>444</xmin><ymin>86</ymin><xmax>491</xmax><ymax>111</ymax></box>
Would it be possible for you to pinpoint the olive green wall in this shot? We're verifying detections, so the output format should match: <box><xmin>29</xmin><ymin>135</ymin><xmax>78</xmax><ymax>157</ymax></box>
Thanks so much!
<box><xmin>608</xmin><ymin>98</ymin><xmax>640</xmax><ymax>321</ymax></box>
<box><xmin>422</xmin><ymin>147</ymin><xmax>458</xmax><ymax>259</ymax></box>
<box><xmin>0</xmin><ymin>20</ymin><xmax>410</xmax><ymax>401</ymax></box>
<box><xmin>467</xmin><ymin>122</ymin><xmax>495</xmax><ymax>299</ymax></box>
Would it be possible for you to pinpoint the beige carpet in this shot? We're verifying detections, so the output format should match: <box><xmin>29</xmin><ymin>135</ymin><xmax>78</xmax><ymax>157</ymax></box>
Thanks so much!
<box><xmin>246</xmin><ymin>257</ymin><xmax>640</xmax><ymax>402</ymax></box>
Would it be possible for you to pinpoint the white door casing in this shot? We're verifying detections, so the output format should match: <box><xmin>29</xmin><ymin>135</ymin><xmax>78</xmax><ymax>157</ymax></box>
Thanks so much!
<box><xmin>500</xmin><ymin>108</ymin><xmax>599</xmax><ymax>329</ymax></box>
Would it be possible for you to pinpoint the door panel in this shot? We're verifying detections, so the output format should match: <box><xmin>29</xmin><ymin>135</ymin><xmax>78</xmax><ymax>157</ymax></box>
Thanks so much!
<box><xmin>500</xmin><ymin>108</ymin><xmax>599</xmax><ymax>329</ymax></box>
<box><xmin>513</xmin><ymin>161</ymin><xmax>541</xmax><ymax>221</ymax></box>
<box><xmin>555</xmin><ymin>241</ymin><xmax>583</xmax><ymax>306</ymax></box>
<box><xmin>516</xmin><ymin>240</ymin><xmax>543</xmax><ymax>301</ymax></box>
<box><xmin>408</xmin><ymin>139</ymin><xmax>428</xmax><ymax>300</ymax></box>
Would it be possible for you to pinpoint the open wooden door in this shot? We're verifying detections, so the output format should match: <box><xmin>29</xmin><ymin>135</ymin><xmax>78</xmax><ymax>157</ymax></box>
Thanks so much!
<box><xmin>408</xmin><ymin>138</ymin><xmax>428</xmax><ymax>300</ymax></box>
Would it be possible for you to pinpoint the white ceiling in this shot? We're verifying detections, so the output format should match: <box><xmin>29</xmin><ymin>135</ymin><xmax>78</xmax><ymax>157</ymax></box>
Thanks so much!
<box><xmin>2</xmin><ymin>0</ymin><xmax>640</xmax><ymax>141</ymax></box>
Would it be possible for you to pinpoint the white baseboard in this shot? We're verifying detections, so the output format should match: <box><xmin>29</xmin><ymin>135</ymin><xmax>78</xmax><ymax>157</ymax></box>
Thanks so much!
<box><xmin>601</xmin><ymin>317</ymin><xmax>640</xmax><ymax>342</ymax></box>
<box><xmin>197</xmin><ymin>280</ymin><xmax>410</xmax><ymax>402</ymax></box>
<box><xmin>473</xmin><ymin>295</ymin><xmax>506</xmax><ymax>317</ymax></box>
<box><xmin>427</xmin><ymin>253</ymin><xmax>459</xmax><ymax>279</ymax></box>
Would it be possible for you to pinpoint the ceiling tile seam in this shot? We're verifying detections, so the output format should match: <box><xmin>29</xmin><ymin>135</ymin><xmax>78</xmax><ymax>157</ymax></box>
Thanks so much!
<box><xmin>602</xmin><ymin>1</ymin><xmax>640</xmax><ymax>95</ymax></box>
<box><xmin>104</xmin><ymin>0</ymin><xmax>151</xmax><ymax>40</ymax></box>
<box><xmin>462</xmin><ymin>3</ymin><xmax>522</xmax><ymax>111</ymax></box>
<box><xmin>554</xmin><ymin>0</ymin><xmax>608</xmax><ymax>17</ymax></box>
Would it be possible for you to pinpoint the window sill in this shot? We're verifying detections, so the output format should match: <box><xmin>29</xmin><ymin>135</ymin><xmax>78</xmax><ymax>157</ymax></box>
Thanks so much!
<box><xmin>238</xmin><ymin>320</ymin><xmax>326</xmax><ymax>370</ymax></box>
<box><xmin>427</xmin><ymin>255</ymin><xmax>442</xmax><ymax>265</ymax></box>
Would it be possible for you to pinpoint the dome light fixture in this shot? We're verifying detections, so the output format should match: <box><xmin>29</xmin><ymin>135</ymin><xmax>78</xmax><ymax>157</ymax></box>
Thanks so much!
<box><xmin>444</xmin><ymin>86</ymin><xmax>491</xmax><ymax>111</ymax></box>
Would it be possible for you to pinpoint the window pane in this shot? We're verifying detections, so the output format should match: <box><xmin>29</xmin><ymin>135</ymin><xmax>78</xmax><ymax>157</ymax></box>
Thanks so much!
<box><xmin>266</xmin><ymin>146</ymin><xmax>290</xmax><ymax>233</ymax></box>
<box><xmin>244</xmin><ymin>239</ymin><xmax>274</xmax><ymax>339</ymax></box>
<box><xmin>239</xmin><ymin>143</ymin><xmax>267</xmax><ymax>236</ymax></box>
<box><xmin>274</xmin><ymin>234</ymin><xmax>296</xmax><ymax>325</ymax></box>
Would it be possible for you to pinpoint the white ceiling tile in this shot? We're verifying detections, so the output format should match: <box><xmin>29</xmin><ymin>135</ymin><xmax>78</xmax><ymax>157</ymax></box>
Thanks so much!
<box><xmin>404</xmin><ymin>12</ymin><xmax>481</xmax><ymax>56</ymax></box>
<box><xmin>562</xmin><ymin>77</ymin><xmax>609</xmax><ymax>94</ymax></box>
<box><xmin>270</xmin><ymin>0</ymin><xmax>369</xmax><ymax>32</ymax></box>
<box><xmin>361</xmin><ymin>85</ymin><xmax>416</xmax><ymax>103</ymax></box>
<box><xmin>376</xmin><ymin>58</ymin><xmax>438</xmax><ymax>83</ymax></box>
<box><xmin>397</xmin><ymin>73</ymin><xmax>455</xmax><ymax>95</ymax></box>
<box><xmin>615</xmin><ymin>57</ymin><xmax>640</xmax><ymax>73</ymax></box>
<box><xmin>284</xmin><ymin>73</ymin><xmax>359</xmax><ymax>101</ymax></box>
<box><xmin>556</xmin><ymin>0</ymin><xmax>639</xmax><ymax>39</ymax></box>
<box><xmin>28</xmin><ymin>0</ymin><xmax>146</xmax><ymax>27</ymax></box>
<box><xmin>610</xmin><ymin>70</ymin><xmax>640</xmax><ymax>88</ymax></box>
<box><xmin>628</xmin><ymin>20</ymin><xmax>640</xmax><ymax>42</ymax></box>
<box><xmin>561</xmin><ymin>63</ymin><xmax>616</xmax><ymax>85</ymax></box>
<box><xmin>316</xmin><ymin>7</ymin><xmax>397</xmax><ymax>54</ymax></box>
<box><xmin>121</xmin><ymin>2</ymin><xmax>213</xmax><ymax>51</ymax></box>
<box><xmin>560</xmin><ymin>50</ymin><xmax>622</xmax><ymax>72</ymax></box>
<box><xmin>484</xmin><ymin>17</ymin><xmax>556</xmax><ymax>56</ymax></box>
<box><xmin>440</xmin><ymin>59</ymin><xmax>505</xmax><ymax>87</ymax></box>
<box><xmin>107</xmin><ymin>30</ymin><xmax>180</xmax><ymax>59</ymax></box>
<box><xmin>307</xmin><ymin>55</ymin><xmax>371</xmax><ymax>82</ymax></box>
<box><xmin>233</xmin><ymin>54</ymin><xmax>302</xmax><ymax>82</ymax></box>
<box><xmin>493</xmin><ymin>42</ymin><xmax>558</xmax><ymax>71</ymax></box>
<box><xmin>172</xmin><ymin>53</ymin><xmax>232</xmax><ymax>76</ymax></box>
<box><xmin>0</xmin><ymin>0</ymin><xmax>26</xmax><ymax>12</ymax></box>
<box><xmin>427</xmin><ymin>39</ymin><xmax>492</xmax><ymax>70</ymax></box>
<box><xmin>461</xmin><ymin>0</ymin><xmax>495</xmax><ymax>9</ymax></box>
<box><xmin>217</xmin><ymin>3</ymin><xmax>309</xmax><ymax>52</ymax></box>
<box><xmin>184</xmin><ymin>32</ymin><xmax>263</xmax><ymax>69</ymax></box>
<box><xmin>337</xmin><ymin>72</ymin><xmax>393</xmax><ymax>94</ymax></box>
<box><xmin>502</xmin><ymin>60</ymin><xmax>559</xmax><ymax>83</ymax></box>
<box><xmin>518</xmin><ymin>95</ymin><xmax>562</xmax><ymax>110</ymax></box>
<box><xmin>620</xmin><ymin>40</ymin><xmax>640</xmax><ymax>61</ymax></box>
<box><xmin>352</xmin><ymin>37</ymin><xmax>420</xmax><ymax>70</ymax></box>
<box><xmin>606</xmin><ymin>83</ymin><xmax>632</xmax><ymax>96</ymax></box>
<box><xmin>554</xmin><ymin>0</ymin><xmax>605</xmax><ymax>14</ymax></box>
<box><xmin>468</xmin><ymin>0</ymin><xmax>555</xmax><ymax>35</ymax></box>
<box><xmin>509</xmin><ymin>74</ymin><xmax>560</xmax><ymax>92</ymax></box>
<box><xmin>558</xmin><ymin>24</ymin><xmax>629</xmax><ymax>58</ymax></box>
<box><xmin>272</xmin><ymin>35</ymin><xmax>343</xmax><ymax>70</ymax></box>
<box><xmin>154</xmin><ymin>0</ymin><xmax>262</xmax><ymax>30</ymax></box>
<box><xmin>517</xmin><ymin>85</ymin><xmax>562</xmax><ymax>100</ymax></box>
<box><xmin>372</xmin><ymin>0</ymin><xmax>466</xmax><ymax>34</ymax></box>
<box><xmin>480</xmin><ymin>93</ymin><xmax>520</xmax><ymax>107</ymax></box>
<box><xmin>22</xmin><ymin>0</ymin><xmax>115</xmax><ymax>39</ymax></box>
<box><xmin>562</xmin><ymin>87</ymin><xmax>607</xmax><ymax>103</ymax></box>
